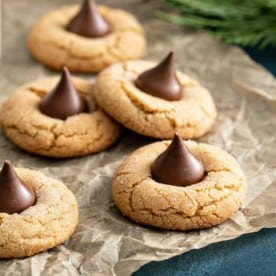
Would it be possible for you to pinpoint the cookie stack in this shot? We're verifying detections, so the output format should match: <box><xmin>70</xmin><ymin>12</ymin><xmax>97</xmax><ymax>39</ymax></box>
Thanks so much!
<box><xmin>0</xmin><ymin>0</ymin><xmax>246</xmax><ymax>258</ymax></box>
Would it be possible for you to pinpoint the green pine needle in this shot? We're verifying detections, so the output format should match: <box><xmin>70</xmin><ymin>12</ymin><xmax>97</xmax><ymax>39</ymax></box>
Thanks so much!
<box><xmin>158</xmin><ymin>0</ymin><xmax>276</xmax><ymax>49</ymax></box>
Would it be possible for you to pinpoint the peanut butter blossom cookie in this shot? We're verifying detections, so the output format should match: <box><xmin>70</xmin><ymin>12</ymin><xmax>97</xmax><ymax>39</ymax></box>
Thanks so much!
<box><xmin>27</xmin><ymin>0</ymin><xmax>146</xmax><ymax>73</ymax></box>
<box><xmin>0</xmin><ymin>161</ymin><xmax>78</xmax><ymax>258</ymax></box>
<box><xmin>113</xmin><ymin>134</ymin><xmax>246</xmax><ymax>230</ymax></box>
<box><xmin>0</xmin><ymin>68</ymin><xmax>121</xmax><ymax>157</ymax></box>
<box><xmin>95</xmin><ymin>51</ymin><xmax>217</xmax><ymax>139</ymax></box>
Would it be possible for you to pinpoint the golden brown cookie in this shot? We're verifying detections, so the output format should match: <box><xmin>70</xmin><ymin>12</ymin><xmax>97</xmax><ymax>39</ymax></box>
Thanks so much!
<box><xmin>0</xmin><ymin>76</ymin><xmax>121</xmax><ymax>158</ymax></box>
<box><xmin>27</xmin><ymin>4</ymin><xmax>146</xmax><ymax>73</ymax></box>
<box><xmin>112</xmin><ymin>140</ymin><xmax>246</xmax><ymax>230</ymax></box>
<box><xmin>94</xmin><ymin>60</ymin><xmax>217</xmax><ymax>139</ymax></box>
<box><xmin>0</xmin><ymin>167</ymin><xmax>78</xmax><ymax>258</ymax></box>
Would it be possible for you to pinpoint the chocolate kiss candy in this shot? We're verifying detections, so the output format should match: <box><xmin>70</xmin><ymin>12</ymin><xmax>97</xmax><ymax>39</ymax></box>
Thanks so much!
<box><xmin>39</xmin><ymin>67</ymin><xmax>88</xmax><ymax>120</ymax></box>
<box><xmin>135</xmin><ymin>51</ymin><xmax>182</xmax><ymax>101</ymax></box>
<box><xmin>66</xmin><ymin>0</ymin><xmax>110</xmax><ymax>38</ymax></box>
<box><xmin>151</xmin><ymin>134</ymin><xmax>205</xmax><ymax>186</ymax></box>
<box><xmin>0</xmin><ymin>160</ymin><xmax>36</xmax><ymax>214</ymax></box>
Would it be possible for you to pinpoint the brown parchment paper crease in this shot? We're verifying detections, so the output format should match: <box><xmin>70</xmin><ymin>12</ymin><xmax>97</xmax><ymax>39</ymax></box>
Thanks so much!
<box><xmin>0</xmin><ymin>0</ymin><xmax>276</xmax><ymax>275</ymax></box>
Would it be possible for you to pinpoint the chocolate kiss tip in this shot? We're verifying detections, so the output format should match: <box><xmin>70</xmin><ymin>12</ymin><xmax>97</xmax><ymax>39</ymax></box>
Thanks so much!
<box><xmin>151</xmin><ymin>134</ymin><xmax>205</xmax><ymax>187</ymax></box>
<box><xmin>39</xmin><ymin>68</ymin><xmax>88</xmax><ymax>120</ymax></box>
<box><xmin>66</xmin><ymin>0</ymin><xmax>110</xmax><ymax>38</ymax></box>
<box><xmin>62</xmin><ymin>66</ymin><xmax>69</xmax><ymax>73</ymax></box>
<box><xmin>135</xmin><ymin>51</ymin><xmax>182</xmax><ymax>101</ymax></box>
<box><xmin>61</xmin><ymin>67</ymin><xmax>72</xmax><ymax>80</ymax></box>
<box><xmin>167</xmin><ymin>51</ymin><xmax>174</xmax><ymax>59</ymax></box>
<box><xmin>0</xmin><ymin>160</ymin><xmax>36</xmax><ymax>214</ymax></box>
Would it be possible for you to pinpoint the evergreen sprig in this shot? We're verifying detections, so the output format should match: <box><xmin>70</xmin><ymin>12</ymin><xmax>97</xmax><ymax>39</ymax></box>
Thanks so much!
<box><xmin>158</xmin><ymin>0</ymin><xmax>276</xmax><ymax>49</ymax></box>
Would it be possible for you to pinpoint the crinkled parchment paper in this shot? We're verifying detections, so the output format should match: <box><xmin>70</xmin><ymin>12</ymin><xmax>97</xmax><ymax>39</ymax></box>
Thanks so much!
<box><xmin>0</xmin><ymin>0</ymin><xmax>276</xmax><ymax>275</ymax></box>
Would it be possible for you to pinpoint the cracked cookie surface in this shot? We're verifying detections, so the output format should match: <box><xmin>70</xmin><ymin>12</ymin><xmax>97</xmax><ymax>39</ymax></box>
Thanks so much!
<box><xmin>27</xmin><ymin>4</ymin><xmax>146</xmax><ymax>73</ymax></box>
<box><xmin>95</xmin><ymin>61</ymin><xmax>217</xmax><ymax>139</ymax></box>
<box><xmin>0</xmin><ymin>77</ymin><xmax>121</xmax><ymax>157</ymax></box>
<box><xmin>0</xmin><ymin>167</ymin><xmax>78</xmax><ymax>258</ymax></box>
<box><xmin>112</xmin><ymin>140</ymin><xmax>246</xmax><ymax>230</ymax></box>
